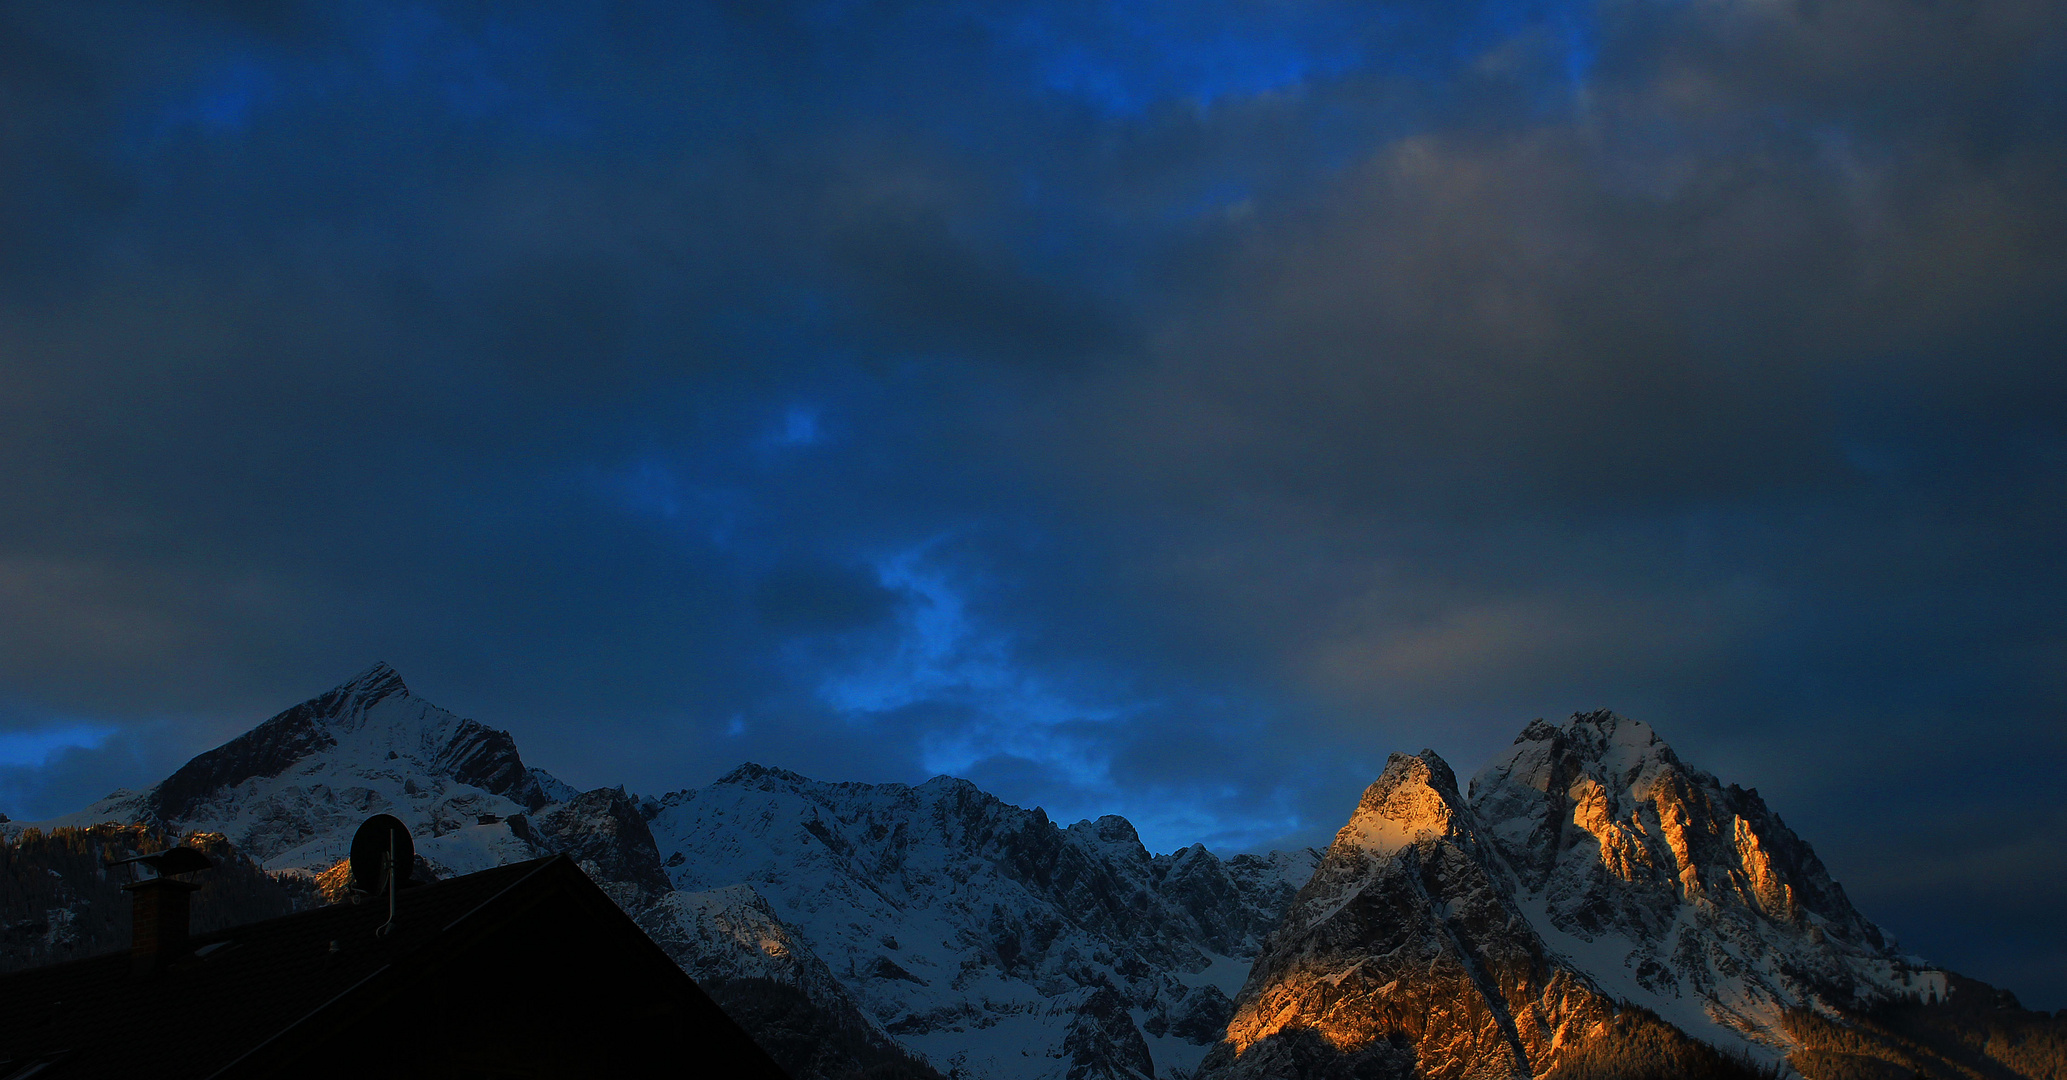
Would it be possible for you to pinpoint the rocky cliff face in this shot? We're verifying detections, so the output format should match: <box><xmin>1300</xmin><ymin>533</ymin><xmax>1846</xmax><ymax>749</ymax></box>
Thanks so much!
<box><xmin>1205</xmin><ymin>751</ymin><xmax>1619</xmax><ymax>1080</ymax></box>
<box><xmin>640</xmin><ymin>882</ymin><xmax>946</xmax><ymax>1079</ymax></box>
<box><xmin>1201</xmin><ymin>712</ymin><xmax>1955</xmax><ymax>1080</ymax></box>
<box><xmin>1469</xmin><ymin>712</ymin><xmax>1933</xmax><ymax>1052</ymax></box>
<box><xmin>532</xmin><ymin>786</ymin><xmax>675</xmax><ymax>899</ymax></box>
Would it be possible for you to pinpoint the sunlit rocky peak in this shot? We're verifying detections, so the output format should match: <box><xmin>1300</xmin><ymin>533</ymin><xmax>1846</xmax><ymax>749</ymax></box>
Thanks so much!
<box><xmin>1331</xmin><ymin>750</ymin><xmax>1468</xmax><ymax>858</ymax></box>
<box><xmin>1202</xmin><ymin>711</ymin><xmax>1951</xmax><ymax>1080</ymax></box>
<box><xmin>1212</xmin><ymin>746</ymin><xmax>1609</xmax><ymax>1080</ymax></box>
<box><xmin>1471</xmin><ymin>709</ymin><xmax>1880</xmax><ymax>937</ymax></box>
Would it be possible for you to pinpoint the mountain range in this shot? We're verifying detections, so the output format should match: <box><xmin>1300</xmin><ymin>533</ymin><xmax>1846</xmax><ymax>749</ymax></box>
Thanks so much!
<box><xmin>7</xmin><ymin>665</ymin><xmax>2060</xmax><ymax>1080</ymax></box>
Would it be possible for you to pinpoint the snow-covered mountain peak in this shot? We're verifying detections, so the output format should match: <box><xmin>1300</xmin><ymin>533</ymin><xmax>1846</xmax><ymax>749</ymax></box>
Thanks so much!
<box><xmin>706</xmin><ymin>762</ymin><xmax>998</xmax><ymax>815</ymax></box>
<box><xmin>714</xmin><ymin>761</ymin><xmax>815</xmax><ymax>789</ymax></box>
<box><xmin>1332</xmin><ymin>750</ymin><xmax>1467</xmax><ymax>858</ymax></box>
<box><xmin>1067</xmin><ymin>813</ymin><xmax>1146</xmax><ymax>856</ymax></box>
<box><xmin>1468</xmin><ymin>709</ymin><xmax>1873</xmax><ymax>930</ymax></box>
<box><xmin>1461</xmin><ymin>710</ymin><xmax>1938</xmax><ymax>1055</ymax></box>
<box><xmin>46</xmin><ymin>665</ymin><xmax>573</xmax><ymax>880</ymax></box>
<box><xmin>1474</xmin><ymin>710</ymin><xmax>1682</xmax><ymax>816</ymax></box>
<box><xmin>331</xmin><ymin>659</ymin><xmax>411</xmax><ymax>713</ymax></box>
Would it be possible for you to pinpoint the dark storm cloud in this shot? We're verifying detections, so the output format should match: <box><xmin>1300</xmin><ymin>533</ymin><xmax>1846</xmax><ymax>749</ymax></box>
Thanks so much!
<box><xmin>0</xmin><ymin>0</ymin><xmax>2062</xmax><ymax>1005</ymax></box>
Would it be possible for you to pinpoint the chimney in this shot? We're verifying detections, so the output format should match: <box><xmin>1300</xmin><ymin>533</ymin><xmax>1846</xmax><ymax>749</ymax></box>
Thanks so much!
<box><xmin>126</xmin><ymin>876</ymin><xmax>201</xmax><ymax>963</ymax></box>
<box><xmin>109</xmin><ymin>845</ymin><xmax>214</xmax><ymax>972</ymax></box>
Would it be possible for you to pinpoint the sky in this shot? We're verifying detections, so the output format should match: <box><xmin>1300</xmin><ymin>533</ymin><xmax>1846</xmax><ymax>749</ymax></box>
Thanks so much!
<box><xmin>1</xmin><ymin>0</ymin><xmax>2063</xmax><ymax>1009</ymax></box>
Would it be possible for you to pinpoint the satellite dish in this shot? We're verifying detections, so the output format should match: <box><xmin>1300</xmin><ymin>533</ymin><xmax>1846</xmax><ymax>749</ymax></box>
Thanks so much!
<box><xmin>348</xmin><ymin>814</ymin><xmax>415</xmax><ymax>894</ymax></box>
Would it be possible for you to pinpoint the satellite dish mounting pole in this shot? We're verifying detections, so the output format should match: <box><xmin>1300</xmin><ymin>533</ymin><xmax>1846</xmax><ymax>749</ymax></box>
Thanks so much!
<box><xmin>350</xmin><ymin>813</ymin><xmax>413</xmax><ymax>940</ymax></box>
<box><xmin>376</xmin><ymin>829</ymin><xmax>397</xmax><ymax>939</ymax></box>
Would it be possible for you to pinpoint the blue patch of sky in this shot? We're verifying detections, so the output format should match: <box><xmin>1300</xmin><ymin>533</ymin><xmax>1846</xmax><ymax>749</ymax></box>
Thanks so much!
<box><xmin>975</xmin><ymin>0</ymin><xmax>1608</xmax><ymax>240</ymax></box>
<box><xmin>194</xmin><ymin>58</ymin><xmax>274</xmax><ymax>131</ymax></box>
<box><xmin>702</xmin><ymin>291</ymin><xmax>847</xmax><ymax>385</ymax></box>
<box><xmin>367</xmin><ymin>4</ymin><xmax>442</xmax><ymax>82</ymax></box>
<box><xmin>0</xmin><ymin>724</ymin><xmax>117</xmax><ymax>769</ymax></box>
<box><xmin>1556</xmin><ymin>6</ymin><xmax>1597</xmax><ymax>92</ymax></box>
<box><xmin>361</xmin><ymin>7</ymin><xmax>597</xmax><ymax>136</ymax></box>
<box><xmin>584</xmin><ymin>455</ymin><xmax>749</xmax><ymax>551</ymax></box>
<box><xmin>761</xmin><ymin>405</ymin><xmax>826</xmax><ymax>453</ymax></box>
<box><xmin>999</xmin><ymin>2</ymin><xmax>1371</xmax><ymax>117</ymax></box>
<box><xmin>1841</xmin><ymin>440</ymin><xmax>1904</xmax><ymax>481</ymax></box>
<box><xmin>1408</xmin><ymin>0</ymin><xmax>1602</xmax><ymax>120</ymax></box>
<box><xmin>119</xmin><ymin>6</ymin><xmax>603</xmax><ymax>163</ymax></box>
<box><xmin>363</xmin><ymin>3</ymin><xmax>518</xmax><ymax>102</ymax></box>
<box><xmin>1171</xmin><ymin>180</ymin><xmax>1256</xmax><ymax>223</ymax></box>
<box><xmin>818</xmin><ymin>544</ymin><xmax>991</xmax><ymax>715</ymax></box>
<box><xmin>601</xmin><ymin>458</ymin><xmax>687</xmax><ymax>521</ymax></box>
<box><xmin>815</xmin><ymin>544</ymin><xmax>1136</xmax><ymax>794</ymax></box>
<box><xmin>1131</xmin><ymin>795</ymin><xmax>1310</xmax><ymax>857</ymax></box>
<box><xmin>781</xmin><ymin>406</ymin><xmax>823</xmax><ymax>448</ymax></box>
<box><xmin>127</xmin><ymin>54</ymin><xmax>280</xmax><ymax>151</ymax></box>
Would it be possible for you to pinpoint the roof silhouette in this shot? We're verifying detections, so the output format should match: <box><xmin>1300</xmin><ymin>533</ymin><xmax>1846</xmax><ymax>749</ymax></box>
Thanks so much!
<box><xmin>0</xmin><ymin>854</ymin><xmax>787</xmax><ymax>1078</ymax></box>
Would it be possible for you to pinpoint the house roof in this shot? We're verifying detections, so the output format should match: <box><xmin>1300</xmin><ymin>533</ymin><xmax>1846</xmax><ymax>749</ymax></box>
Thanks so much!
<box><xmin>0</xmin><ymin>854</ymin><xmax>782</xmax><ymax>1078</ymax></box>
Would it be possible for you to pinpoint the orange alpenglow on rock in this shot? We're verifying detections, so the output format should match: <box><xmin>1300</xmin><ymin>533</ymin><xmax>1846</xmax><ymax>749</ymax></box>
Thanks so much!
<box><xmin>1207</xmin><ymin>749</ymin><xmax>1619</xmax><ymax>1080</ymax></box>
<box><xmin>1200</xmin><ymin>712</ymin><xmax>1953</xmax><ymax>1080</ymax></box>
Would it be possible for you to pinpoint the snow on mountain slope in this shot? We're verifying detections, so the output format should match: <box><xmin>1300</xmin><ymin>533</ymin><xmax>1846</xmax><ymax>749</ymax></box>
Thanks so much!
<box><xmin>644</xmin><ymin>764</ymin><xmax>1317</xmax><ymax>1080</ymax></box>
<box><xmin>49</xmin><ymin>664</ymin><xmax>556</xmax><ymax>880</ymax></box>
<box><xmin>649</xmin><ymin>884</ymin><xmax>848</xmax><ymax>994</ymax></box>
<box><xmin>1468</xmin><ymin>711</ymin><xmax>1944</xmax><ymax>1056</ymax></box>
